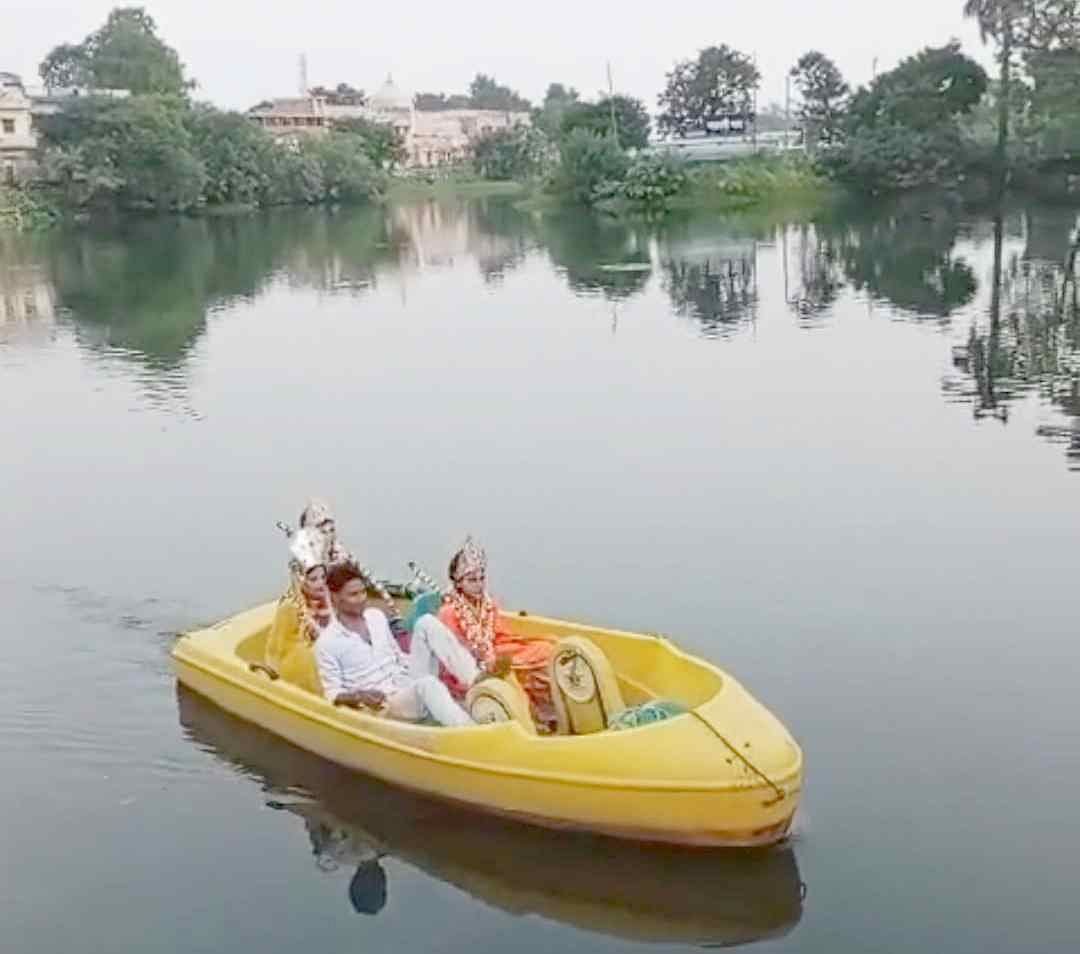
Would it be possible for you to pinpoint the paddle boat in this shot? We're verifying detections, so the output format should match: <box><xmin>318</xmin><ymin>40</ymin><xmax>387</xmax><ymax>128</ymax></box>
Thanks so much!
<box><xmin>172</xmin><ymin>591</ymin><xmax>803</xmax><ymax>847</ymax></box>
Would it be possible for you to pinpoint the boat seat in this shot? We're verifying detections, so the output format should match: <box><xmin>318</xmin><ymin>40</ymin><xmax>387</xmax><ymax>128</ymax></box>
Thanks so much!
<box><xmin>549</xmin><ymin>636</ymin><xmax>626</xmax><ymax>735</ymax></box>
<box><xmin>465</xmin><ymin>675</ymin><xmax>537</xmax><ymax>734</ymax></box>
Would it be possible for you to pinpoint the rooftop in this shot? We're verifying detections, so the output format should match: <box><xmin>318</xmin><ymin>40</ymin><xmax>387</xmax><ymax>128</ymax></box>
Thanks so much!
<box><xmin>249</xmin><ymin>97</ymin><xmax>322</xmax><ymax>117</ymax></box>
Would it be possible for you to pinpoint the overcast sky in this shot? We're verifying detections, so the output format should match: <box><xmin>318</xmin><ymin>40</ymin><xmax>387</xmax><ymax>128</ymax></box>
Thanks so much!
<box><xmin>9</xmin><ymin>1</ymin><xmax>992</xmax><ymax>113</ymax></box>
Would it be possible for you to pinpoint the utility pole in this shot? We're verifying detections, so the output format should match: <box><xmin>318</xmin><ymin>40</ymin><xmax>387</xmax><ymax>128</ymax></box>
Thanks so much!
<box><xmin>751</xmin><ymin>52</ymin><xmax>758</xmax><ymax>149</ymax></box>
<box><xmin>785</xmin><ymin>71</ymin><xmax>791</xmax><ymax>150</ymax></box>
<box><xmin>299</xmin><ymin>53</ymin><xmax>309</xmax><ymax>96</ymax></box>
<box><xmin>606</xmin><ymin>61</ymin><xmax>620</xmax><ymax>148</ymax></box>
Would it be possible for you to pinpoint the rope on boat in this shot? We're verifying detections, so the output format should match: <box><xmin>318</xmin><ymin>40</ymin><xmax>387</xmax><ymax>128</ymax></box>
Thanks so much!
<box><xmin>688</xmin><ymin>710</ymin><xmax>788</xmax><ymax>806</ymax></box>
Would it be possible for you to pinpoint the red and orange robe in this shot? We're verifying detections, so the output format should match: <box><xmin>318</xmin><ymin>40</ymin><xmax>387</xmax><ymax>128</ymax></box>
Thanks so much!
<box><xmin>437</xmin><ymin>593</ymin><xmax>556</xmax><ymax>726</ymax></box>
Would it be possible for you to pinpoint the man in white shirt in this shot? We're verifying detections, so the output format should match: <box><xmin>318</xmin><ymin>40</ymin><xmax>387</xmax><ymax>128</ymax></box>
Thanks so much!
<box><xmin>317</xmin><ymin>563</ymin><xmax>483</xmax><ymax>726</ymax></box>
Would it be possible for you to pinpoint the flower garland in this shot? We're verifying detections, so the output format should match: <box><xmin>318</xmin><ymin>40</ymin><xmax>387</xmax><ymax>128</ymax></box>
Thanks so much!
<box><xmin>446</xmin><ymin>588</ymin><xmax>498</xmax><ymax>666</ymax></box>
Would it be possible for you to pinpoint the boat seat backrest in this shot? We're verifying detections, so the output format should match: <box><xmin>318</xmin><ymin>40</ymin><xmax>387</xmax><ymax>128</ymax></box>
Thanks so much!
<box><xmin>465</xmin><ymin>675</ymin><xmax>537</xmax><ymax>734</ymax></box>
<box><xmin>549</xmin><ymin>636</ymin><xmax>626</xmax><ymax>735</ymax></box>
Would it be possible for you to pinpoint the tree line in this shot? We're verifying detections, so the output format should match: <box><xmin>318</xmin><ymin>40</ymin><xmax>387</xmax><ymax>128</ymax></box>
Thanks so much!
<box><xmin>645</xmin><ymin>1</ymin><xmax>1080</xmax><ymax>195</ymax></box>
<box><xmin>29</xmin><ymin>8</ymin><xmax>395</xmax><ymax>214</ymax></box>
<box><xmin>18</xmin><ymin>2</ymin><xmax>1080</xmax><ymax>220</ymax></box>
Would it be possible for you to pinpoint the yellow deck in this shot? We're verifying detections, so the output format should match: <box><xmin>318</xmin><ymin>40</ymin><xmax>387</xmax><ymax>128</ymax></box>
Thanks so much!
<box><xmin>172</xmin><ymin>603</ymin><xmax>803</xmax><ymax>846</ymax></box>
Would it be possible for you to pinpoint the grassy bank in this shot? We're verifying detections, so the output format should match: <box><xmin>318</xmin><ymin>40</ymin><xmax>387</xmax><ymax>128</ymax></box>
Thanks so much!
<box><xmin>667</xmin><ymin>157</ymin><xmax>833</xmax><ymax>212</ymax></box>
<box><xmin>1</xmin><ymin>157</ymin><xmax>829</xmax><ymax>232</ymax></box>
<box><xmin>517</xmin><ymin>155</ymin><xmax>834</xmax><ymax>217</ymax></box>
<box><xmin>386</xmin><ymin>177</ymin><xmax>528</xmax><ymax>203</ymax></box>
<box><xmin>0</xmin><ymin>177</ymin><xmax>528</xmax><ymax>232</ymax></box>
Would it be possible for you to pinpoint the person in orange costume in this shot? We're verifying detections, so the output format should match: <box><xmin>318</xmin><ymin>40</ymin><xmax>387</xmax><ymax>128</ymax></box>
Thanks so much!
<box><xmin>437</xmin><ymin>537</ymin><xmax>555</xmax><ymax>728</ymax></box>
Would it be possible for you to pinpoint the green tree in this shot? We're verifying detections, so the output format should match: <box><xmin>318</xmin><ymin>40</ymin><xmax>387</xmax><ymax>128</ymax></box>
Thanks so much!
<box><xmin>845</xmin><ymin>42</ymin><xmax>988</xmax><ymax>133</ymax></box>
<box><xmin>964</xmin><ymin>0</ymin><xmax>1022</xmax><ymax>190</ymax></box>
<box><xmin>828</xmin><ymin>122</ymin><xmax>975</xmax><ymax>193</ymax></box>
<box><xmin>39</xmin><ymin>43</ymin><xmax>91</xmax><ymax>88</ymax></box>
<box><xmin>535</xmin><ymin>83</ymin><xmax>580</xmax><ymax>137</ymax></box>
<box><xmin>306</xmin><ymin>136</ymin><xmax>386</xmax><ymax>203</ymax></box>
<box><xmin>657</xmin><ymin>45</ymin><xmax>760</xmax><ymax>137</ymax></box>
<box><xmin>550</xmin><ymin>128</ymin><xmax>630</xmax><ymax>204</ymax></box>
<box><xmin>562</xmin><ymin>96</ymin><xmax>651</xmax><ymax>150</ymax></box>
<box><xmin>1021</xmin><ymin>0</ymin><xmax>1080</xmax><ymax>48</ymax></box>
<box><xmin>39</xmin><ymin>7</ymin><xmax>191</xmax><ymax>95</ymax></box>
<box><xmin>830</xmin><ymin>43</ymin><xmax>988</xmax><ymax>193</ymax></box>
<box><xmin>185</xmin><ymin>106</ymin><xmax>276</xmax><ymax>206</ymax></box>
<box><xmin>107</xmin><ymin>97</ymin><xmax>205</xmax><ymax>209</ymax></box>
<box><xmin>269</xmin><ymin>147</ymin><xmax>325</xmax><ymax>205</ymax></box>
<box><xmin>330</xmin><ymin>117</ymin><xmax>408</xmax><ymax>169</ymax></box>
<box><xmin>471</xmin><ymin>125</ymin><xmax>544</xmax><ymax>180</ymax></box>
<box><xmin>36</xmin><ymin>95</ymin><xmax>205</xmax><ymax>210</ymax></box>
<box><xmin>1025</xmin><ymin>47</ymin><xmax>1080</xmax><ymax>156</ymax></box>
<box><xmin>310</xmin><ymin>83</ymin><xmax>366</xmax><ymax>106</ymax></box>
<box><xmin>37</xmin><ymin>141</ymin><xmax>123</xmax><ymax>208</ymax></box>
<box><xmin>468</xmin><ymin>73</ymin><xmax>532</xmax><ymax>111</ymax></box>
<box><xmin>790</xmin><ymin>51</ymin><xmax>848</xmax><ymax>148</ymax></box>
<box><xmin>414</xmin><ymin>92</ymin><xmax>472</xmax><ymax>111</ymax></box>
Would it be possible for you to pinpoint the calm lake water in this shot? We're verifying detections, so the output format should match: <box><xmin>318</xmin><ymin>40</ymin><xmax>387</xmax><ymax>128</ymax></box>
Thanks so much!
<box><xmin>2</xmin><ymin>195</ymin><xmax>1078</xmax><ymax>953</ymax></box>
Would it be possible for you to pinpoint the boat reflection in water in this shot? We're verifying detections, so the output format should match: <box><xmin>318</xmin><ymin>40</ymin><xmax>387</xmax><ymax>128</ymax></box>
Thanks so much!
<box><xmin>177</xmin><ymin>686</ymin><xmax>805</xmax><ymax>947</ymax></box>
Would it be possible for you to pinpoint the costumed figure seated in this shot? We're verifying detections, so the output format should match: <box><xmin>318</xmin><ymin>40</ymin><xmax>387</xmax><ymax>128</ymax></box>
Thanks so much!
<box><xmin>299</xmin><ymin>498</ymin><xmax>351</xmax><ymax>573</ymax></box>
<box><xmin>300</xmin><ymin>497</ymin><xmax>411</xmax><ymax>651</ymax></box>
<box><xmin>264</xmin><ymin>526</ymin><xmax>334</xmax><ymax>694</ymax></box>
<box><xmin>316</xmin><ymin>563</ymin><xmax>489</xmax><ymax>727</ymax></box>
<box><xmin>438</xmin><ymin>537</ymin><xmax>557</xmax><ymax>729</ymax></box>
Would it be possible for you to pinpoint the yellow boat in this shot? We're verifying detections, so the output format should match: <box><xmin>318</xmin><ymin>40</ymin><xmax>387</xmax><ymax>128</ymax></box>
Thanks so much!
<box><xmin>172</xmin><ymin>599</ymin><xmax>803</xmax><ymax>847</ymax></box>
<box><xmin>178</xmin><ymin>685</ymin><xmax>806</xmax><ymax>946</ymax></box>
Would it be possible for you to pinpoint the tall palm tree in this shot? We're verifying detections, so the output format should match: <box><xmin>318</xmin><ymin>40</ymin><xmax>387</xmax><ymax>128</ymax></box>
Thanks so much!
<box><xmin>964</xmin><ymin>0</ymin><xmax>1019</xmax><ymax>193</ymax></box>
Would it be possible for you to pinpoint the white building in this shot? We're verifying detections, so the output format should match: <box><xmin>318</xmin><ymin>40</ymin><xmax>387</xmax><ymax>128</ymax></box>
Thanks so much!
<box><xmin>0</xmin><ymin>73</ymin><xmax>36</xmax><ymax>183</ymax></box>
<box><xmin>0</xmin><ymin>72</ymin><xmax>130</xmax><ymax>183</ymax></box>
<box><xmin>249</xmin><ymin>75</ymin><xmax>530</xmax><ymax>168</ymax></box>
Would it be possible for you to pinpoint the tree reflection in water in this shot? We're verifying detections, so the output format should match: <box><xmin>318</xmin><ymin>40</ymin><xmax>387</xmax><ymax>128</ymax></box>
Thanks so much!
<box><xmin>945</xmin><ymin>205</ymin><xmax>1080</xmax><ymax>468</ymax></box>
<box><xmin>535</xmin><ymin>211</ymin><xmax>651</xmax><ymax>301</ymax></box>
<box><xmin>794</xmin><ymin>199</ymin><xmax>978</xmax><ymax>320</ymax></box>
<box><xmin>657</xmin><ymin>217</ymin><xmax>759</xmax><ymax>337</ymax></box>
<box><xmin>783</xmin><ymin>223</ymin><xmax>845</xmax><ymax>323</ymax></box>
<box><xmin>8</xmin><ymin>195</ymin><xmax>1080</xmax><ymax>470</ymax></box>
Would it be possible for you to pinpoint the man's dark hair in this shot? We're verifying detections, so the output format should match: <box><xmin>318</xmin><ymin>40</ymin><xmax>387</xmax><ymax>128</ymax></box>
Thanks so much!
<box><xmin>348</xmin><ymin>860</ymin><xmax>388</xmax><ymax>915</ymax></box>
<box><xmin>327</xmin><ymin>562</ymin><xmax>366</xmax><ymax>594</ymax></box>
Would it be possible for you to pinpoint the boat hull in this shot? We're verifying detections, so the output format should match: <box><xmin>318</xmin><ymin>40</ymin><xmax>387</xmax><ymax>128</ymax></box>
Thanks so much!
<box><xmin>173</xmin><ymin>603</ymin><xmax>802</xmax><ymax>847</ymax></box>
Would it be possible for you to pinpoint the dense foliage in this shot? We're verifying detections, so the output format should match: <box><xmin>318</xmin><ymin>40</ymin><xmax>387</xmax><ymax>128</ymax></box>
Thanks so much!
<box><xmin>549</xmin><ymin>129</ymin><xmax>630</xmax><ymax>204</ymax></box>
<box><xmin>416</xmin><ymin>74</ymin><xmax>532</xmax><ymax>112</ymax></box>
<box><xmin>534</xmin><ymin>84</ymin><xmax>580</xmax><ymax>138</ymax></box>
<box><xmin>561</xmin><ymin>96</ymin><xmax>651</xmax><ymax>151</ymax></box>
<box><xmin>35</xmin><ymin>95</ymin><xmax>387</xmax><ymax>213</ymax></box>
<box><xmin>39</xmin><ymin>7</ymin><xmax>191</xmax><ymax>95</ymax></box>
<box><xmin>790</xmin><ymin>52</ymin><xmax>848</xmax><ymax>148</ymax></box>
<box><xmin>825</xmin><ymin>43</ymin><xmax>989</xmax><ymax>193</ymax></box>
<box><xmin>657</xmin><ymin>45</ymin><xmax>761</xmax><ymax>137</ymax></box>
<box><xmin>471</xmin><ymin>125</ymin><xmax>546</xmax><ymax>180</ymax></box>
<box><xmin>329</xmin><ymin>117</ymin><xmax>408</xmax><ymax>170</ymax></box>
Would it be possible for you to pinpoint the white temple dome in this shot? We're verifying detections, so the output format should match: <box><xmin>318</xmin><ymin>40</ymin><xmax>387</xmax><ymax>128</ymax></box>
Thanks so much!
<box><xmin>370</xmin><ymin>74</ymin><xmax>412</xmax><ymax>111</ymax></box>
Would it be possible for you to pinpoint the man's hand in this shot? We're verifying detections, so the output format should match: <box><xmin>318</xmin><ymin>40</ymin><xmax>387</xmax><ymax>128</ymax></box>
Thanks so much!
<box><xmin>336</xmin><ymin>690</ymin><xmax>386</xmax><ymax>710</ymax></box>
